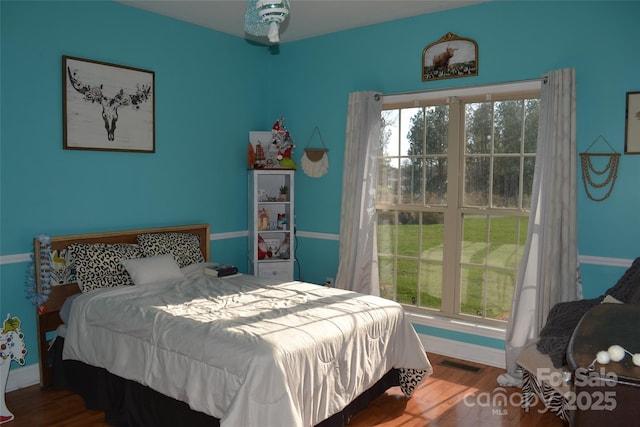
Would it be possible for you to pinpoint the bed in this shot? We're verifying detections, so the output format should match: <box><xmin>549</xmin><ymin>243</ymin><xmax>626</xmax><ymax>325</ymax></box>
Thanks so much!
<box><xmin>35</xmin><ymin>224</ymin><xmax>432</xmax><ymax>427</ymax></box>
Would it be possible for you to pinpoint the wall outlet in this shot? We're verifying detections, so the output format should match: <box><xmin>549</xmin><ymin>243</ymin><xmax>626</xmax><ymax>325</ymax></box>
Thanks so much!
<box><xmin>325</xmin><ymin>277</ymin><xmax>334</xmax><ymax>286</ymax></box>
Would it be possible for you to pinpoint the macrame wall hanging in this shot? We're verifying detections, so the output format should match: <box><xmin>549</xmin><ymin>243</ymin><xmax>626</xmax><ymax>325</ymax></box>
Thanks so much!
<box><xmin>301</xmin><ymin>125</ymin><xmax>329</xmax><ymax>178</ymax></box>
<box><xmin>579</xmin><ymin>135</ymin><xmax>620</xmax><ymax>202</ymax></box>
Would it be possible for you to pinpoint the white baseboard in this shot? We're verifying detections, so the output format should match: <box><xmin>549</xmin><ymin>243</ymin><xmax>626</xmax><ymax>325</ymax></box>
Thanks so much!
<box><xmin>418</xmin><ymin>333</ymin><xmax>506</xmax><ymax>369</ymax></box>
<box><xmin>5</xmin><ymin>363</ymin><xmax>39</xmax><ymax>392</ymax></box>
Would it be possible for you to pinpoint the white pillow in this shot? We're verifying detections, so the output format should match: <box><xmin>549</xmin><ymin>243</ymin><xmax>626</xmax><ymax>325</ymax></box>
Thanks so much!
<box><xmin>121</xmin><ymin>254</ymin><xmax>185</xmax><ymax>286</ymax></box>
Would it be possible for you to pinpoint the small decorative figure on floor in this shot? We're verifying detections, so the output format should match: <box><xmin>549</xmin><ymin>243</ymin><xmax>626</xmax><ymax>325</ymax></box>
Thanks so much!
<box><xmin>1</xmin><ymin>314</ymin><xmax>27</xmax><ymax>424</ymax></box>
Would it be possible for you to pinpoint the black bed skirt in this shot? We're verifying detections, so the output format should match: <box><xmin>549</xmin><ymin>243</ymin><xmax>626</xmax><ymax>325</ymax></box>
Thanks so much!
<box><xmin>51</xmin><ymin>337</ymin><xmax>400</xmax><ymax>427</ymax></box>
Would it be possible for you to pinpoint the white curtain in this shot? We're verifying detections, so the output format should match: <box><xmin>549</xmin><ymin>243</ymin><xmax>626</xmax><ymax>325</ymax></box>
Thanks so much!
<box><xmin>502</xmin><ymin>68</ymin><xmax>579</xmax><ymax>381</ymax></box>
<box><xmin>335</xmin><ymin>91</ymin><xmax>382</xmax><ymax>295</ymax></box>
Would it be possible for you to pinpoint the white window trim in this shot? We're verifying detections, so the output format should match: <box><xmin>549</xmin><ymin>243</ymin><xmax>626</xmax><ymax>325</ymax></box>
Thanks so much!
<box><xmin>406</xmin><ymin>308</ymin><xmax>507</xmax><ymax>340</ymax></box>
<box><xmin>383</xmin><ymin>79</ymin><xmax>542</xmax><ymax>105</ymax></box>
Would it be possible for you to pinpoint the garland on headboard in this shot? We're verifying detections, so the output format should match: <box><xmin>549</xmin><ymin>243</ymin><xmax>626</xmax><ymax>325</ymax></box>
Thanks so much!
<box><xmin>24</xmin><ymin>234</ymin><xmax>52</xmax><ymax>313</ymax></box>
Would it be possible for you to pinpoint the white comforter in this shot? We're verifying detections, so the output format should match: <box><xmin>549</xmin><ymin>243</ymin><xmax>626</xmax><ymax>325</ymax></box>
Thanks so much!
<box><xmin>63</xmin><ymin>263</ymin><xmax>432</xmax><ymax>427</ymax></box>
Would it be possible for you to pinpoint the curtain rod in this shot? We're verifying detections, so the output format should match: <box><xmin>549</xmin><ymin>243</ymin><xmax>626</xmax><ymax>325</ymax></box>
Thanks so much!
<box><xmin>374</xmin><ymin>77</ymin><xmax>544</xmax><ymax>101</ymax></box>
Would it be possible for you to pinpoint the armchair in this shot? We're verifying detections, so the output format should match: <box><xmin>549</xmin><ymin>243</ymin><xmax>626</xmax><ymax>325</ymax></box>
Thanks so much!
<box><xmin>517</xmin><ymin>257</ymin><xmax>640</xmax><ymax>422</ymax></box>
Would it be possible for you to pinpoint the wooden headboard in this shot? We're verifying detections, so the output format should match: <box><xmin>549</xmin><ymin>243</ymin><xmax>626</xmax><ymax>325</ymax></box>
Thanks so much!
<box><xmin>34</xmin><ymin>224</ymin><xmax>210</xmax><ymax>388</ymax></box>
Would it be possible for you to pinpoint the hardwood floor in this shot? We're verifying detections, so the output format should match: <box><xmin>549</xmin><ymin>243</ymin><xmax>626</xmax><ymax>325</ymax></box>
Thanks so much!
<box><xmin>346</xmin><ymin>353</ymin><xmax>566</xmax><ymax>427</ymax></box>
<box><xmin>5</xmin><ymin>353</ymin><xmax>566</xmax><ymax>426</ymax></box>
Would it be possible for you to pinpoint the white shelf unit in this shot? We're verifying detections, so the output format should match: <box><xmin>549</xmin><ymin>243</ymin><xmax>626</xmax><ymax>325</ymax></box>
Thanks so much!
<box><xmin>248</xmin><ymin>169</ymin><xmax>295</xmax><ymax>281</ymax></box>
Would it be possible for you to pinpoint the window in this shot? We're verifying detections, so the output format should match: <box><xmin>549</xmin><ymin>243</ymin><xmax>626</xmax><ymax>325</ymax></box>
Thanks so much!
<box><xmin>377</xmin><ymin>82</ymin><xmax>541</xmax><ymax>324</ymax></box>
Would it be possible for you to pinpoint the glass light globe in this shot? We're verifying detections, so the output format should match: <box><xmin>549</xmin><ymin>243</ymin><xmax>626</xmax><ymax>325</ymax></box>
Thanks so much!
<box><xmin>256</xmin><ymin>0</ymin><xmax>290</xmax><ymax>43</ymax></box>
<box><xmin>244</xmin><ymin>0</ymin><xmax>290</xmax><ymax>43</ymax></box>
<box><xmin>608</xmin><ymin>345</ymin><xmax>626</xmax><ymax>362</ymax></box>
<box><xmin>257</xmin><ymin>0</ymin><xmax>290</xmax><ymax>24</ymax></box>
<box><xmin>596</xmin><ymin>350</ymin><xmax>611</xmax><ymax>364</ymax></box>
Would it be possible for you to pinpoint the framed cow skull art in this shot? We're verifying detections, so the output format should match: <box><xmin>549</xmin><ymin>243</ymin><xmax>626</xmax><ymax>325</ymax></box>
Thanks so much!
<box><xmin>63</xmin><ymin>55</ymin><xmax>155</xmax><ymax>152</ymax></box>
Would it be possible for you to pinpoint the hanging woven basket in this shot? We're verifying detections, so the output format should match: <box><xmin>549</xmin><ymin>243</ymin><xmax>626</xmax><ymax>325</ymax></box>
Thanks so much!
<box><xmin>301</xmin><ymin>126</ymin><xmax>329</xmax><ymax>178</ymax></box>
<box><xmin>303</xmin><ymin>148</ymin><xmax>328</xmax><ymax>162</ymax></box>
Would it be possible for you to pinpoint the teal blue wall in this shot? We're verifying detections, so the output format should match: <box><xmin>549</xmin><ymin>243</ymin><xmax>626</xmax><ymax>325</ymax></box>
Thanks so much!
<box><xmin>272</xmin><ymin>0</ymin><xmax>640</xmax><ymax>296</ymax></box>
<box><xmin>2</xmin><ymin>0</ymin><xmax>640</xmax><ymax>370</ymax></box>
<box><xmin>0</xmin><ymin>0</ymin><xmax>270</xmax><ymax>364</ymax></box>
<box><xmin>413</xmin><ymin>324</ymin><xmax>504</xmax><ymax>350</ymax></box>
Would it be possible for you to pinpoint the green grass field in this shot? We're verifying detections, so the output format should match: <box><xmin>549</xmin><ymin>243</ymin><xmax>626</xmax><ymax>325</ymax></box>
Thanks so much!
<box><xmin>378</xmin><ymin>215</ymin><xmax>527</xmax><ymax>321</ymax></box>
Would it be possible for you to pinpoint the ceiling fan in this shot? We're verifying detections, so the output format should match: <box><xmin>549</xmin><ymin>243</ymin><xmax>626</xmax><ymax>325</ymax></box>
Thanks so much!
<box><xmin>244</xmin><ymin>0</ymin><xmax>291</xmax><ymax>44</ymax></box>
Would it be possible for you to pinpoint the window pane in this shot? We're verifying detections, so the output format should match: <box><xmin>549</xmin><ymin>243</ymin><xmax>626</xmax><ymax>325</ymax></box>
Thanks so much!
<box><xmin>460</xmin><ymin>265</ymin><xmax>484</xmax><ymax>317</ymax></box>
<box><xmin>400</xmin><ymin>159</ymin><xmax>421</xmax><ymax>204</ymax></box>
<box><xmin>494</xmin><ymin>100</ymin><xmax>523</xmax><ymax>154</ymax></box>
<box><xmin>425</xmin><ymin>106</ymin><xmax>449</xmax><ymax>155</ymax></box>
<box><xmin>398</xmin><ymin>156</ymin><xmax>449</xmax><ymax>206</ymax></box>
<box><xmin>400</xmin><ymin>108</ymin><xmax>423</xmax><ymax>156</ymax></box>
<box><xmin>465</xmin><ymin>102</ymin><xmax>492</xmax><ymax>155</ymax></box>
<box><xmin>421</xmin><ymin>212</ymin><xmax>444</xmax><ymax>261</ymax></box>
<box><xmin>460</xmin><ymin>266</ymin><xmax>515</xmax><ymax>320</ymax></box>
<box><xmin>381</xmin><ymin>110</ymin><xmax>399</xmax><ymax>156</ymax></box>
<box><xmin>396</xmin><ymin>258</ymin><xmax>419</xmax><ymax>305</ymax></box>
<box><xmin>486</xmin><ymin>268</ymin><xmax>514</xmax><ymax>321</ymax></box>
<box><xmin>425</xmin><ymin>157</ymin><xmax>447</xmax><ymax>205</ymax></box>
<box><xmin>377</xmin><ymin>157</ymin><xmax>399</xmax><ymax>204</ymax></box>
<box><xmin>464</xmin><ymin>157</ymin><xmax>489</xmax><ymax>206</ymax></box>
<box><xmin>492</xmin><ymin>157</ymin><xmax>520</xmax><ymax>208</ymax></box>
<box><xmin>377</xmin><ymin>210</ymin><xmax>396</xmax><ymax>255</ymax></box>
<box><xmin>524</xmin><ymin>99</ymin><xmax>539</xmax><ymax>153</ymax></box>
<box><xmin>488</xmin><ymin>216</ymin><xmax>522</xmax><ymax>268</ymax></box>
<box><xmin>419</xmin><ymin>260</ymin><xmax>442</xmax><ymax>310</ymax></box>
<box><xmin>419</xmin><ymin>212</ymin><xmax>444</xmax><ymax>310</ymax></box>
<box><xmin>460</xmin><ymin>216</ymin><xmax>524</xmax><ymax>320</ymax></box>
<box><xmin>461</xmin><ymin>215</ymin><xmax>487</xmax><ymax>264</ymax></box>
<box><xmin>400</xmin><ymin>106</ymin><xmax>449</xmax><ymax>156</ymax></box>
<box><xmin>397</xmin><ymin>214</ymin><xmax>419</xmax><ymax>257</ymax></box>
<box><xmin>379</xmin><ymin>256</ymin><xmax>396</xmax><ymax>301</ymax></box>
<box><xmin>523</xmin><ymin>157</ymin><xmax>535</xmax><ymax>207</ymax></box>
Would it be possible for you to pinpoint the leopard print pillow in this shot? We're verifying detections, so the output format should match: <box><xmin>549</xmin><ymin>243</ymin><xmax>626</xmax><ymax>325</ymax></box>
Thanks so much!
<box><xmin>68</xmin><ymin>243</ymin><xmax>143</xmax><ymax>293</ymax></box>
<box><xmin>137</xmin><ymin>232</ymin><xmax>204</xmax><ymax>268</ymax></box>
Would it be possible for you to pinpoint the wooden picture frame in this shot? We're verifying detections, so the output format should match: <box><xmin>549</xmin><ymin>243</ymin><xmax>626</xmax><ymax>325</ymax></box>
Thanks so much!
<box><xmin>422</xmin><ymin>32</ymin><xmax>478</xmax><ymax>82</ymax></box>
<box><xmin>624</xmin><ymin>91</ymin><xmax>640</xmax><ymax>154</ymax></box>
<box><xmin>63</xmin><ymin>55</ymin><xmax>155</xmax><ymax>152</ymax></box>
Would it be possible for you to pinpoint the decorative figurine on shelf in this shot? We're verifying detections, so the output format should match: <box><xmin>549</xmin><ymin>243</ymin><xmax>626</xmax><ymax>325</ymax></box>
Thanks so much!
<box><xmin>271</xmin><ymin>117</ymin><xmax>296</xmax><ymax>169</ymax></box>
<box><xmin>257</xmin><ymin>234</ymin><xmax>269</xmax><ymax>260</ymax></box>
<box><xmin>277</xmin><ymin>213</ymin><xmax>288</xmax><ymax>230</ymax></box>
<box><xmin>254</xmin><ymin>142</ymin><xmax>266</xmax><ymax>169</ymax></box>
<box><xmin>279</xmin><ymin>234</ymin><xmax>290</xmax><ymax>259</ymax></box>
<box><xmin>258</xmin><ymin>208</ymin><xmax>269</xmax><ymax>231</ymax></box>
<box><xmin>247</xmin><ymin>142</ymin><xmax>256</xmax><ymax>168</ymax></box>
<box><xmin>278</xmin><ymin>185</ymin><xmax>288</xmax><ymax>202</ymax></box>
<box><xmin>1</xmin><ymin>314</ymin><xmax>27</xmax><ymax>424</ymax></box>
<box><xmin>264</xmin><ymin>142</ymin><xmax>279</xmax><ymax>168</ymax></box>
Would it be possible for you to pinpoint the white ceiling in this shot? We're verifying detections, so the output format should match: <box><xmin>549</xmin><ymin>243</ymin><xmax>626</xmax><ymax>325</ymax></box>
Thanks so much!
<box><xmin>116</xmin><ymin>0</ymin><xmax>486</xmax><ymax>44</ymax></box>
